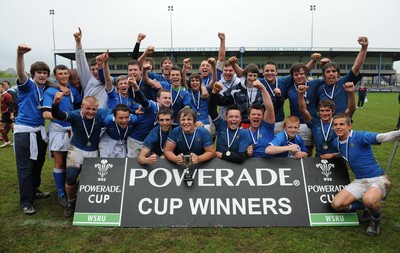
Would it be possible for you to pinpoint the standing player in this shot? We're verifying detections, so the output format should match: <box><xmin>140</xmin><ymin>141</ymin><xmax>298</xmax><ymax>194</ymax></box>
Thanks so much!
<box><xmin>52</xmin><ymin>94</ymin><xmax>111</xmax><ymax>217</ymax></box>
<box><xmin>74</xmin><ymin>27</ymin><xmax>108</xmax><ymax>108</ymax></box>
<box><xmin>0</xmin><ymin>82</ymin><xmax>15</xmax><ymax>147</ymax></box>
<box><xmin>14</xmin><ymin>44</ymin><xmax>50</xmax><ymax>214</ymax></box>
<box><xmin>317</xmin><ymin>36</ymin><xmax>368</xmax><ymax>114</ymax></box>
<box><xmin>42</xmin><ymin>64</ymin><xmax>82</xmax><ymax>207</ymax></box>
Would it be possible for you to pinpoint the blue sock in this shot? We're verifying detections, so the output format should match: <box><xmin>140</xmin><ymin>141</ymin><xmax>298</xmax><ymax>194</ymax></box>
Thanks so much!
<box><xmin>347</xmin><ymin>201</ymin><xmax>365</xmax><ymax>211</ymax></box>
<box><xmin>53</xmin><ymin>168</ymin><xmax>65</xmax><ymax>197</ymax></box>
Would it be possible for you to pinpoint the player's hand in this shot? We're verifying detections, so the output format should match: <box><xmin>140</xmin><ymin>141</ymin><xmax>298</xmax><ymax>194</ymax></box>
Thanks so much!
<box><xmin>17</xmin><ymin>44</ymin><xmax>31</xmax><ymax>55</ymax></box>
<box><xmin>53</xmin><ymin>92</ymin><xmax>64</xmax><ymax>105</ymax></box>
<box><xmin>358</xmin><ymin>36</ymin><xmax>369</xmax><ymax>47</ymax></box>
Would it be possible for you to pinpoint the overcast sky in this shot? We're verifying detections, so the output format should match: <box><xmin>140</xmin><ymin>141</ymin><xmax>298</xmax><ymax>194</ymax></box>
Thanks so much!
<box><xmin>2</xmin><ymin>0</ymin><xmax>400</xmax><ymax>71</ymax></box>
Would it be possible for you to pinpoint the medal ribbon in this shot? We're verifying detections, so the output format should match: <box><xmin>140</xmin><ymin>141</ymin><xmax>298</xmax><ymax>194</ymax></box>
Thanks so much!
<box><xmin>81</xmin><ymin>111</ymin><xmax>96</xmax><ymax>142</ymax></box>
<box><xmin>226</xmin><ymin>127</ymin><xmax>239</xmax><ymax>150</ymax></box>
<box><xmin>182</xmin><ymin>128</ymin><xmax>197</xmax><ymax>152</ymax></box>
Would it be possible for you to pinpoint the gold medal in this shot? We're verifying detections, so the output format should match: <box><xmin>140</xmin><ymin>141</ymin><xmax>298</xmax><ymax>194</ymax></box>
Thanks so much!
<box><xmin>226</xmin><ymin>151</ymin><xmax>231</xmax><ymax>156</ymax></box>
<box><xmin>323</xmin><ymin>144</ymin><xmax>328</xmax><ymax>150</ymax></box>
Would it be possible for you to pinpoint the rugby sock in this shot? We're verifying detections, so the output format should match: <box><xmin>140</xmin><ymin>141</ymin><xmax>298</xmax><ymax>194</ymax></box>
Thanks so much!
<box><xmin>53</xmin><ymin>168</ymin><xmax>66</xmax><ymax>197</ymax></box>
<box><xmin>67</xmin><ymin>198</ymin><xmax>77</xmax><ymax>209</ymax></box>
<box><xmin>65</xmin><ymin>183</ymin><xmax>78</xmax><ymax>201</ymax></box>
<box><xmin>371</xmin><ymin>208</ymin><xmax>382</xmax><ymax>224</ymax></box>
<box><xmin>347</xmin><ymin>201</ymin><xmax>365</xmax><ymax>211</ymax></box>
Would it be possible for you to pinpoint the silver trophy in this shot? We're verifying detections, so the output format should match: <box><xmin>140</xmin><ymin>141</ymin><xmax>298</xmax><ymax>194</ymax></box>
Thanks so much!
<box><xmin>183</xmin><ymin>154</ymin><xmax>193</xmax><ymax>186</ymax></box>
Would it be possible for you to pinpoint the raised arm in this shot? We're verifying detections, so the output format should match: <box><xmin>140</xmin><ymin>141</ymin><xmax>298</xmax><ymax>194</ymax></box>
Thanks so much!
<box><xmin>129</xmin><ymin>76</ymin><xmax>149</xmax><ymax>108</ymax></box>
<box><xmin>217</xmin><ymin>32</ymin><xmax>226</xmax><ymax>63</ymax></box>
<box><xmin>142</xmin><ymin>62</ymin><xmax>162</xmax><ymax>89</ymax></box>
<box><xmin>101</xmin><ymin>50</ymin><xmax>113</xmax><ymax>92</ymax></box>
<box><xmin>182</xmin><ymin>58</ymin><xmax>192</xmax><ymax>90</ymax></box>
<box><xmin>228</xmin><ymin>56</ymin><xmax>244</xmax><ymax>77</ymax></box>
<box><xmin>343</xmin><ymin>82</ymin><xmax>356</xmax><ymax>118</ymax></box>
<box><xmin>74</xmin><ymin>27</ymin><xmax>90</xmax><ymax>92</ymax></box>
<box><xmin>132</xmin><ymin>33</ymin><xmax>146</xmax><ymax>60</ymax></box>
<box><xmin>352</xmin><ymin>36</ymin><xmax>369</xmax><ymax>76</ymax></box>
<box><xmin>297</xmin><ymin>85</ymin><xmax>312</xmax><ymax>123</ymax></box>
<box><xmin>138</xmin><ymin>45</ymin><xmax>154</xmax><ymax>66</ymax></box>
<box><xmin>207</xmin><ymin>57</ymin><xmax>217</xmax><ymax>91</ymax></box>
<box><xmin>305</xmin><ymin>53</ymin><xmax>321</xmax><ymax>73</ymax></box>
<box><xmin>253</xmin><ymin>80</ymin><xmax>275</xmax><ymax>124</ymax></box>
<box><xmin>208</xmin><ymin>82</ymin><xmax>223</xmax><ymax>120</ymax></box>
<box><xmin>16</xmin><ymin>44</ymin><xmax>30</xmax><ymax>84</ymax></box>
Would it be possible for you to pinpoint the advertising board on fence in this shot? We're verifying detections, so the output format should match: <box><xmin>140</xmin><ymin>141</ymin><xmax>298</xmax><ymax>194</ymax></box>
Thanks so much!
<box><xmin>72</xmin><ymin>157</ymin><xmax>358</xmax><ymax>227</ymax></box>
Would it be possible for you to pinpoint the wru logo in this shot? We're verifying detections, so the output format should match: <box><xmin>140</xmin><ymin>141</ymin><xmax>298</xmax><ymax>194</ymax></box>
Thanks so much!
<box><xmin>316</xmin><ymin>159</ymin><xmax>334</xmax><ymax>181</ymax></box>
<box><xmin>94</xmin><ymin>159</ymin><xmax>113</xmax><ymax>181</ymax></box>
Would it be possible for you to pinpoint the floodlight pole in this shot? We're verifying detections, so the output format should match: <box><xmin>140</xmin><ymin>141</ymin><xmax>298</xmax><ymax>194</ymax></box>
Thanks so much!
<box><xmin>49</xmin><ymin>9</ymin><xmax>57</xmax><ymax>67</ymax></box>
<box><xmin>168</xmin><ymin>5</ymin><xmax>174</xmax><ymax>59</ymax></box>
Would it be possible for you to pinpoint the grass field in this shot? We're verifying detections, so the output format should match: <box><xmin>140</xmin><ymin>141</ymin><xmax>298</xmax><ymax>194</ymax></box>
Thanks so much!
<box><xmin>0</xmin><ymin>92</ymin><xmax>399</xmax><ymax>253</ymax></box>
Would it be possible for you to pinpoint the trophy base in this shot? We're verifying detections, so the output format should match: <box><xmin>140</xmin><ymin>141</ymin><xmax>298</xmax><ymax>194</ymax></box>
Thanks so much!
<box><xmin>184</xmin><ymin>172</ymin><xmax>193</xmax><ymax>187</ymax></box>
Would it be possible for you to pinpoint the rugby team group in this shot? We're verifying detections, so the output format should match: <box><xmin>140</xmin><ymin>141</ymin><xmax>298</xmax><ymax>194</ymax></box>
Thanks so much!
<box><xmin>3</xmin><ymin>28</ymin><xmax>400</xmax><ymax>236</ymax></box>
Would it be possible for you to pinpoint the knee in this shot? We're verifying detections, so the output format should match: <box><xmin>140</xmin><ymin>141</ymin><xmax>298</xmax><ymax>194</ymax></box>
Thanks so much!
<box><xmin>331</xmin><ymin>197</ymin><xmax>345</xmax><ymax>211</ymax></box>
<box><xmin>65</xmin><ymin>166</ymin><xmax>80</xmax><ymax>185</ymax></box>
<box><xmin>362</xmin><ymin>195</ymin><xmax>381</xmax><ymax>210</ymax></box>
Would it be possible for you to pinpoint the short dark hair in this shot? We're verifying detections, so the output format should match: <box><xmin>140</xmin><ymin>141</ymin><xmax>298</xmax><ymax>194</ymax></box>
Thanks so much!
<box><xmin>333</xmin><ymin>112</ymin><xmax>351</xmax><ymax>124</ymax></box>
<box><xmin>30</xmin><ymin>61</ymin><xmax>50</xmax><ymax>78</ymax></box>
<box><xmin>318</xmin><ymin>99</ymin><xmax>335</xmax><ymax>112</ymax></box>
<box><xmin>158</xmin><ymin>107</ymin><xmax>174</xmax><ymax>120</ymax></box>
<box><xmin>157</xmin><ymin>89</ymin><xmax>170</xmax><ymax>98</ymax></box>
<box><xmin>243</xmin><ymin>63</ymin><xmax>259</xmax><ymax>77</ymax></box>
<box><xmin>322</xmin><ymin>62</ymin><xmax>340</xmax><ymax>75</ymax></box>
<box><xmin>53</xmin><ymin>64</ymin><xmax>69</xmax><ymax>75</ymax></box>
<box><xmin>113</xmin><ymin>104</ymin><xmax>130</xmax><ymax>116</ymax></box>
<box><xmin>2</xmin><ymin>80</ymin><xmax>10</xmax><ymax>86</ymax></box>
<box><xmin>161</xmin><ymin>56</ymin><xmax>174</xmax><ymax>66</ymax></box>
<box><xmin>189</xmin><ymin>73</ymin><xmax>201</xmax><ymax>82</ymax></box>
<box><xmin>264</xmin><ymin>61</ymin><xmax>276</xmax><ymax>68</ymax></box>
<box><xmin>289</xmin><ymin>62</ymin><xmax>308</xmax><ymax>77</ymax></box>
<box><xmin>127</xmin><ymin>60</ymin><xmax>142</xmax><ymax>70</ymax></box>
<box><xmin>248</xmin><ymin>104</ymin><xmax>264</xmax><ymax>115</ymax></box>
<box><xmin>170</xmin><ymin>65</ymin><xmax>182</xmax><ymax>73</ymax></box>
<box><xmin>226</xmin><ymin>104</ymin><xmax>241</xmax><ymax>116</ymax></box>
<box><xmin>178</xmin><ymin>107</ymin><xmax>196</xmax><ymax>123</ymax></box>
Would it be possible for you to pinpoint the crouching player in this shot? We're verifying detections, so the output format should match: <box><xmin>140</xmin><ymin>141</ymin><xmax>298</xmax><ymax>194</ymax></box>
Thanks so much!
<box><xmin>326</xmin><ymin>113</ymin><xmax>400</xmax><ymax>236</ymax></box>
